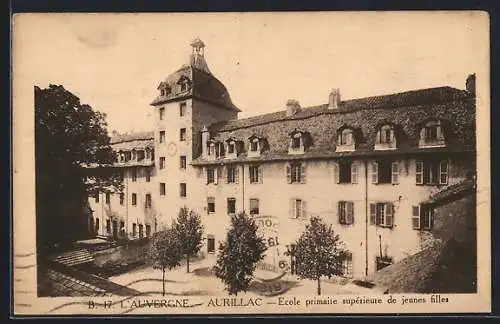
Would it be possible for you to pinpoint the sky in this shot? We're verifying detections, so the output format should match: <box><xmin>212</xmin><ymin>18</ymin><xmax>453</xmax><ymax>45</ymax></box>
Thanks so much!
<box><xmin>14</xmin><ymin>12</ymin><xmax>489</xmax><ymax>134</ymax></box>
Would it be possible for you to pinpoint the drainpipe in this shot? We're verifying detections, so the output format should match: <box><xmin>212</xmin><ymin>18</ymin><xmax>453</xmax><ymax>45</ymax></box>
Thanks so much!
<box><xmin>126</xmin><ymin>170</ymin><xmax>129</xmax><ymax>239</ymax></box>
<box><xmin>364</xmin><ymin>160</ymin><xmax>369</xmax><ymax>277</ymax></box>
<box><xmin>242</xmin><ymin>164</ymin><xmax>245</xmax><ymax>212</ymax></box>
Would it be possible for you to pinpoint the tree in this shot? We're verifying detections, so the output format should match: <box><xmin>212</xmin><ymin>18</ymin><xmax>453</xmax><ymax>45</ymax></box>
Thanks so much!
<box><xmin>172</xmin><ymin>207</ymin><xmax>204</xmax><ymax>273</ymax></box>
<box><xmin>35</xmin><ymin>85</ymin><xmax>120</xmax><ymax>252</ymax></box>
<box><xmin>147</xmin><ymin>228</ymin><xmax>182</xmax><ymax>296</ymax></box>
<box><xmin>294</xmin><ymin>216</ymin><xmax>347</xmax><ymax>295</ymax></box>
<box><xmin>214</xmin><ymin>212</ymin><xmax>267</xmax><ymax>295</ymax></box>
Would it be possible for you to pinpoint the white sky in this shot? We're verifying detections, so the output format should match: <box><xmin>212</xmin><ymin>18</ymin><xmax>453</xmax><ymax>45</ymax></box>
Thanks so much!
<box><xmin>15</xmin><ymin>12</ymin><xmax>488</xmax><ymax>134</ymax></box>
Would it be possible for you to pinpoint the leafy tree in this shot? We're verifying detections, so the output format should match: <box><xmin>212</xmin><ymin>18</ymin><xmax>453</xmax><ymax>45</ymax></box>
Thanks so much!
<box><xmin>172</xmin><ymin>207</ymin><xmax>204</xmax><ymax>273</ymax></box>
<box><xmin>214</xmin><ymin>212</ymin><xmax>267</xmax><ymax>295</ymax></box>
<box><xmin>35</xmin><ymin>85</ymin><xmax>120</xmax><ymax>252</ymax></box>
<box><xmin>294</xmin><ymin>216</ymin><xmax>347</xmax><ymax>295</ymax></box>
<box><xmin>147</xmin><ymin>228</ymin><xmax>182</xmax><ymax>296</ymax></box>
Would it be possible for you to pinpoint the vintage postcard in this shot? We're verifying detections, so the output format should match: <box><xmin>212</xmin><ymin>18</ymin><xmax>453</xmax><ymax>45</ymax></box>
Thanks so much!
<box><xmin>12</xmin><ymin>11</ymin><xmax>491</xmax><ymax>315</ymax></box>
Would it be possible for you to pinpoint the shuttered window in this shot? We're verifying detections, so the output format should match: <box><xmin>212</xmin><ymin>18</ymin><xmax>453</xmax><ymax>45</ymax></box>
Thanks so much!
<box><xmin>338</xmin><ymin>201</ymin><xmax>354</xmax><ymax>225</ymax></box>
<box><xmin>290</xmin><ymin>199</ymin><xmax>306</xmax><ymax>219</ymax></box>
<box><xmin>391</xmin><ymin>162</ymin><xmax>399</xmax><ymax>184</ymax></box>
<box><xmin>371</xmin><ymin>162</ymin><xmax>379</xmax><ymax>184</ymax></box>
<box><xmin>369</xmin><ymin>202</ymin><xmax>394</xmax><ymax>228</ymax></box>
<box><xmin>412</xmin><ymin>205</ymin><xmax>421</xmax><ymax>229</ymax></box>
<box><xmin>287</xmin><ymin>162</ymin><xmax>306</xmax><ymax>184</ymax></box>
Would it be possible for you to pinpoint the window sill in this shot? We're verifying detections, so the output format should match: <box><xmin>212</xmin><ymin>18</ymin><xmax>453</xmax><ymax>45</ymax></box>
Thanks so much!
<box><xmin>288</xmin><ymin>148</ymin><xmax>305</xmax><ymax>155</ymax></box>
<box><xmin>335</xmin><ymin>145</ymin><xmax>356</xmax><ymax>152</ymax></box>
<box><xmin>374</xmin><ymin>144</ymin><xmax>397</xmax><ymax>151</ymax></box>
<box><xmin>248</xmin><ymin>151</ymin><xmax>261</xmax><ymax>158</ymax></box>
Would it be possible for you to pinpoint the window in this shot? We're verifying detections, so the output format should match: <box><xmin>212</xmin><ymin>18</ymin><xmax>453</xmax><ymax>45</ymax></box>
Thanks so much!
<box><xmin>132</xmin><ymin>223</ymin><xmax>137</xmax><ymax>237</ymax></box>
<box><xmin>95</xmin><ymin>218</ymin><xmax>100</xmax><ymax>233</ymax></box>
<box><xmin>416</xmin><ymin>159</ymin><xmax>448</xmax><ymax>185</ymax></box>
<box><xmin>334</xmin><ymin>161</ymin><xmax>357</xmax><ymax>184</ymax></box>
<box><xmin>106</xmin><ymin>219</ymin><xmax>111</xmax><ymax>234</ymax></box>
<box><xmin>250</xmin><ymin>139</ymin><xmax>259</xmax><ymax>152</ymax></box>
<box><xmin>146</xmin><ymin>169</ymin><xmax>151</xmax><ymax>182</ymax></box>
<box><xmin>371</xmin><ymin>160</ymin><xmax>399</xmax><ymax>184</ymax></box>
<box><xmin>376</xmin><ymin>256</ymin><xmax>393</xmax><ymax>271</ymax></box>
<box><xmin>119</xmin><ymin>170</ymin><xmax>124</xmax><ymax>182</ymax></box>
<box><xmin>137</xmin><ymin>150</ymin><xmax>145</xmax><ymax>161</ymax></box>
<box><xmin>159</xmin><ymin>131</ymin><xmax>165</xmax><ymax>143</ymax></box>
<box><xmin>132</xmin><ymin>169</ymin><xmax>137</xmax><ymax>182</ymax></box>
<box><xmin>94</xmin><ymin>192</ymin><xmax>100</xmax><ymax>203</ymax></box>
<box><xmin>227</xmin><ymin>166</ymin><xmax>238</xmax><ymax>184</ymax></box>
<box><xmin>370</xmin><ymin>203</ymin><xmax>394</xmax><ymax>228</ymax></box>
<box><xmin>105</xmin><ymin>192</ymin><xmax>111</xmax><ymax>204</ymax></box>
<box><xmin>139</xmin><ymin>224</ymin><xmax>144</xmax><ymax>238</ymax></box>
<box><xmin>159</xmin><ymin>157</ymin><xmax>165</xmax><ymax>169</ymax></box>
<box><xmin>227</xmin><ymin>198</ymin><xmax>236</xmax><ymax>215</ymax></box>
<box><xmin>375</xmin><ymin>125</ymin><xmax>396</xmax><ymax>150</ymax></box>
<box><xmin>207</xmin><ymin>235</ymin><xmax>215</xmax><ymax>253</ymax></box>
<box><xmin>160</xmin><ymin>89</ymin><xmax>165</xmax><ymax>96</ymax></box>
<box><xmin>145</xmin><ymin>194</ymin><xmax>152</xmax><ymax>208</ymax></box>
<box><xmin>342</xmin><ymin>252</ymin><xmax>353</xmax><ymax>277</ymax></box>
<box><xmin>180</xmin><ymin>79</ymin><xmax>188</xmax><ymax>92</ymax></box>
<box><xmin>180</xmin><ymin>128</ymin><xmax>187</xmax><ymax>141</ymax></box>
<box><xmin>124</xmin><ymin>151</ymin><xmax>131</xmax><ymax>162</ymax></box>
<box><xmin>207</xmin><ymin>197</ymin><xmax>215</xmax><ymax>213</ymax></box>
<box><xmin>291</xmin><ymin>135</ymin><xmax>301</xmax><ymax>149</ymax></box>
<box><xmin>419</xmin><ymin>120</ymin><xmax>445</xmax><ymax>147</ymax></box>
<box><xmin>159</xmin><ymin>183</ymin><xmax>166</xmax><ymax>196</ymax></box>
<box><xmin>159</xmin><ymin>107</ymin><xmax>165</xmax><ymax>120</ymax></box>
<box><xmin>336</xmin><ymin>128</ymin><xmax>356</xmax><ymax>152</ymax></box>
<box><xmin>180</xmin><ymin>155</ymin><xmax>187</xmax><ymax>169</ymax></box>
<box><xmin>131</xmin><ymin>193</ymin><xmax>137</xmax><ymax>206</ymax></box>
<box><xmin>206</xmin><ymin>168</ymin><xmax>216</xmax><ymax>184</ymax></box>
<box><xmin>249</xmin><ymin>165</ymin><xmax>261</xmax><ymax>184</ymax></box>
<box><xmin>291</xmin><ymin>199</ymin><xmax>306</xmax><ymax>219</ymax></box>
<box><xmin>338</xmin><ymin>201</ymin><xmax>354</xmax><ymax>225</ymax></box>
<box><xmin>180</xmin><ymin>183</ymin><xmax>187</xmax><ymax>198</ymax></box>
<box><xmin>286</xmin><ymin>162</ymin><xmax>305</xmax><ymax>184</ymax></box>
<box><xmin>288</xmin><ymin>131</ymin><xmax>306</xmax><ymax>154</ymax></box>
<box><xmin>412</xmin><ymin>205</ymin><xmax>435</xmax><ymax>230</ymax></box>
<box><xmin>146</xmin><ymin>225</ymin><xmax>151</xmax><ymax>237</ymax></box>
<box><xmin>119</xmin><ymin>192</ymin><xmax>124</xmax><ymax>205</ymax></box>
<box><xmin>227</xmin><ymin>142</ymin><xmax>235</xmax><ymax>154</ymax></box>
<box><xmin>250</xmin><ymin>199</ymin><xmax>260</xmax><ymax>216</ymax></box>
<box><xmin>179</xmin><ymin>102</ymin><xmax>186</xmax><ymax>117</ymax></box>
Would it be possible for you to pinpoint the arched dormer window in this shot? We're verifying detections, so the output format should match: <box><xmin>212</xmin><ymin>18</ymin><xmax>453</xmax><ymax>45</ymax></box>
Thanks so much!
<box><xmin>336</xmin><ymin>127</ymin><xmax>356</xmax><ymax>152</ymax></box>
<box><xmin>158</xmin><ymin>83</ymin><xmax>171</xmax><ymax>97</ymax></box>
<box><xmin>375</xmin><ymin>124</ymin><xmax>397</xmax><ymax>150</ymax></box>
<box><xmin>207</xmin><ymin>139</ymin><xmax>224</xmax><ymax>160</ymax></box>
<box><xmin>288</xmin><ymin>130</ymin><xmax>309</xmax><ymax>155</ymax></box>
<box><xmin>178</xmin><ymin>76</ymin><xmax>191</xmax><ymax>93</ymax></box>
<box><xmin>225</xmin><ymin>138</ymin><xmax>240</xmax><ymax>159</ymax></box>
<box><xmin>419</xmin><ymin>119</ymin><xmax>446</xmax><ymax>148</ymax></box>
<box><xmin>248</xmin><ymin>135</ymin><xmax>265</xmax><ymax>157</ymax></box>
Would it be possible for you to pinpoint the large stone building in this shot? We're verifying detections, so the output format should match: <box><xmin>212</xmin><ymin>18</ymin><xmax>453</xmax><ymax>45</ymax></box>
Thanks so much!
<box><xmin>88</xmin><ymin>38</ymin><xmax>476</xmax><ymax>279</ymax></box>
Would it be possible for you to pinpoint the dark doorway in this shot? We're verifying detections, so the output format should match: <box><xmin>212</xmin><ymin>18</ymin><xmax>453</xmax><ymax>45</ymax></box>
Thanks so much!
<box><xmin>112</xmin><ymin>220</ymin><xmax>118</xmax><ymax>239</ymax></box>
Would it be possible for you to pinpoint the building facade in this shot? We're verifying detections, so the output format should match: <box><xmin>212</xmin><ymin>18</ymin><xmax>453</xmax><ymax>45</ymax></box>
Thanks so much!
<box><xmin>88</xmin><ymin>39</ymin><xmax>476</xmax><ymax>279</ymax></box>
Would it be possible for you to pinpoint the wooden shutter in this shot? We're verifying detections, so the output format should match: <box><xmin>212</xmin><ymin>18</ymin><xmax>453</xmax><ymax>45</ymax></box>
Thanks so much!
<box><xmin>302</xmin><ymin>200</ymin><xmax>307</xmax><ymax>219</ymax></box>
<box><xmin>439</xmin><ymin>160</ymin><xmax>448</xmax><ymax>185</ymax></box>
<box><xmin>286</xmin><ymin>164</ymin><xmax>292</xmax><ymax>184</ymax></box>
<box><xmin>258</xmin><ymin>166</ymin><xmax>263</xmax><ymax>184</ymax></box>
<box><xmin>334</xmin><ymin>162</ymin><xmax>340</xmax><ymax>184</ymax></box>
<box><xmin>371</xmin><ymin>162</ymin><xmax>378</xmax><ymax>184</ymax></box>
<box><xmin>415</xmin><ymin>160</ymin><xmax>424</xmax><ymax>185</ymax></box>
<box><xmin>385</xmin><ymin>203</ymin><xmax>394</xmax><ymax>228</ymax></box>
<box><xmin>205</xmin><ymin>168</ymin><xmax>209</xmax><ymax>184</ymax></box>
<box><xmin>412</xmin><ymin>205</ymin><xmax>421</xmax><ymax>230</ymax></box>
<box><xmin>370</xmin><ymin>204</ymin><xmax>376</xmax><ymax>225</ymax></box>
<box><xmin>346</xmin><ymin>201</ymin><xmax>354</xmax><ymax>225</ymax></box>
<box><xmin>351</xmin><ymin>163</ymin><xmax>358</xmax><ymax>184</ymax></box>
<box><xmin>214</xmin><ymin>168</ymin><xmax>219</xmax><ymax>185</ymax></box>
<box><xmin>289</xmin><ymin>198</ymin><xmax>295</xmax><ymax>218</ymax></box>
<box><xmin>338</xmin><ymin>202</ymin><xmax>343</xmax><ymax>224</ymax></box>
<box><xmin>389</xmin><ymin>129</ymin><xmax>396</xmax><ymax>147</ymax></box>
<box><xmin>419</xmin><ymin>127</ymin><xmax>426</xmax><ymax>143</ymax></box>
<box><xmin>300</xmin><ymin>163</ymin><xmax>306</xmax><ymax>184</ymax></box>
<box><xmin>391</xmin><ymin>162</ymin><xmax>399</xmax><ymax>184</ymax></box>
<box><xmin>436</xmin><ymin>123</ymin><xmax>444</xmax><ymax>141</ymax></box>
<box><xmin>235</xmin><ymin>166</ymin><xmax>240</xmax><ymax>184</ymax></box>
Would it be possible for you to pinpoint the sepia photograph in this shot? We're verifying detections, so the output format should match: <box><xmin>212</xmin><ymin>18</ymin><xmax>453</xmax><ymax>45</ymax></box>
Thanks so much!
<box><xmin>12</xmin><ymin>11</ymin><xmax>490</xmax><ymax>315</ymax></box>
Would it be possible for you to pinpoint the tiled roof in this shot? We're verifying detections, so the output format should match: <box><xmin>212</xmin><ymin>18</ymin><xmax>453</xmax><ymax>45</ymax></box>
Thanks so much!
<box><xmin>193</xmin><ymin>87</ymin><xmax>475</xmax><ymax>165</ymax></box>
<box><xmin>110</xmin><ymin>131</ymin><xmax>154</xmax><ymax>152</ymax></box>
<box><xmin>110</xmin><ymin>131</ymin><xmax>154</xmax><ymax>144</ymax></box>
<box><xmin>368</xmin><ymin>239</ymin><xmax>476</xmax><ymax>293</ymax></box>
<box><xmin>150</xmin><ymin>65</ymin><xmax>240</xmax><ymax>112</ymax></box>
<box><xmin>426</xmin><ymin>179</ymin><xmax>476</xmax><ymax>204</ymax></box>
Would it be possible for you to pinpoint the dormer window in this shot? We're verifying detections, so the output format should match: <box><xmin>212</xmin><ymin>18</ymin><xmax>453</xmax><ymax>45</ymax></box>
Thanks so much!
<box><xmin>178</xmin><ymin>76</ymin><xmax>190</xmax><ymax>93</ymax></box>
<box><xmin>288</xmin><ymin>130</ymin><xmax>308</xmax><ymax>154</ymax></box>
<box><xmin>419</xmin><ymin>120</ymin><xmax>445</xmax><ymax>148</ymax></box>
<box><xmin>375</xmin><ymin>124</ymin><xmax>397</xmax><ymax>150</ymax></box>
<box><xmin>225</xmin><ymin>138</ymin><xmax>239</xmax><ymax>159</ymax></box>
<box><xmin>336</xmin><ymin>127</ymin><xmax>356</xmax><ymax>152</ymax></box>
<box><xmin>248</xmin><ymin>135</ymin><xmax>264</xmax><ymax>158</ymax></box>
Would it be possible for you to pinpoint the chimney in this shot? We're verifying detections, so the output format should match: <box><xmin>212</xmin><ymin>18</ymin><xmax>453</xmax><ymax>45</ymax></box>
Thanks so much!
<box><xmin>328</xmin><ymin>88</ymin><xmax>341</xmax><ymax>109</ymax></box>
<box><xmin>466</xmin><ymin>73</ymin><xmax>476</xmax><ymax>95</ymax></box>
<box><xmin>286</xmin><ymin>99</ymin><xmax>301</xmax><ymax>117</ymax></box>
<box><xmin>201</xmin><ymin>126</ymin><xmax>209</xmax><ymax>158</ymax></box>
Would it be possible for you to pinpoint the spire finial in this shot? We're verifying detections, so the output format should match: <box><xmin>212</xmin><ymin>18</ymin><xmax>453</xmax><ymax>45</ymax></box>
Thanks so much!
<box><xmin>190</xmin><ymin>37</ymin><xmax>205</xmax><ymax>56</ymax></box>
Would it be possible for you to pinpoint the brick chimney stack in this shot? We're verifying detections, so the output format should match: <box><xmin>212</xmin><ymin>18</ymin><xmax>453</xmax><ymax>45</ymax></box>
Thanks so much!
<box><xmin>466</xmin><ymin>73</ymin><xmax>476</xmax><ymax>95</ymax></box>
